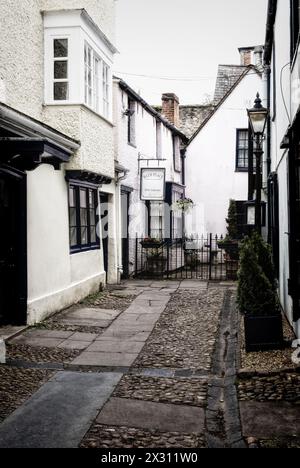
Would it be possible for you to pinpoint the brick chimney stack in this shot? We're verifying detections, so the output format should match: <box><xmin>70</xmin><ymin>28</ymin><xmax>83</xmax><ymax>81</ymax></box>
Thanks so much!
<box><xmin>162</xmin><ymin>93</ymin><xmax>180</xmax><ymax>127</ymax></box>
<box><xmin>239</xmin><ymin>48</ymin><xmax>253</xmax><ymax>66</ymax></box>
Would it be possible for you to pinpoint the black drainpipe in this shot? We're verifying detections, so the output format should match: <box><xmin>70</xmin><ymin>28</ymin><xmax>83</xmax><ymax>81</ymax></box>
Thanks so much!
<box><xmin>265</xmin><ymin>64</ymin><xmax>272</xmax><ymax>243</ymax></box>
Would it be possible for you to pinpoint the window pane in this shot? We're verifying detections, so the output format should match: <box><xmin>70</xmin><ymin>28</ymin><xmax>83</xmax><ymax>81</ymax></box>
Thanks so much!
<box><xmin>90</xmin><ymin>227</ymin><xmax>96</xmax><ymax>243</ymax></box>
<box><xmin>54</xmin><ymin>39</ymin><xmax>68</xmax><ymax>58</ymax></box>
<box><xmin>70</xmin><ymin>227</ymin><xmax>77</xmax><ymax>247</ymax></box>
<box><xmin>54</xmin><ymin>61</ymin><xmax>68</xmax><ymax>79</ymax></box>
<box><xmin>69</xmin><ymin>207</ymin><xmax>77</xmax><ymax>227</ymax></box>
<box><xmin>69</xmin><ymin>187</ymin><xmax>76</xmax><ymax>207</ymax></box>
<box><xmin>54</xmin><ymin>82</ymin><xmax>68</xmax><ymax>100</ymax></box>
<box><xmin>80</xmin><ymin>189</ymin><xmax>87</xmax><ymax>208</ymax></box>
<box><xmin>81</xmin><ymin>227</ymin><xmax>88</xmax><ymax>245</ymax></box>
<box><xmin>80</xmin><ymin>208</ymin><xmax>87</xmax><ymax>226</ymax></box>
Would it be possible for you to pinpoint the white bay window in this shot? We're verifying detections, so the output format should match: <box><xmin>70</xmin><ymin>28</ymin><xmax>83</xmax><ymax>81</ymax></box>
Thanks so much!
<box><xmin>44</xmin><ymin>9</ymin><xmax>115</xmax><ymax>121</ymax></box>
<box><xmin>84</xmin><ymin>43</ymin><xmax>110</xmax><ymax>118</ymax></box>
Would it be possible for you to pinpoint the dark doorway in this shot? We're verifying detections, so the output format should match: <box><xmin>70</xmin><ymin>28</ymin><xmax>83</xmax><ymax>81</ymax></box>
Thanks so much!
<box><xmin>121</xmin><ymin>190</ymin><xmax>130</xmax><ymax>278</ymax></box>
<box><xmin>288</xmin><ymin>141</ymin><xmax>300</xmax><ymax>322</ymax></box>
<box><xmin>100</xmin><ymin>193</ymin><xmax>109</xmax><ymax>275</ymax></box>
<box><xmin>0</xmin><ymin>166</ymin><xmax>27</xmax><ymax>325</ymax></box>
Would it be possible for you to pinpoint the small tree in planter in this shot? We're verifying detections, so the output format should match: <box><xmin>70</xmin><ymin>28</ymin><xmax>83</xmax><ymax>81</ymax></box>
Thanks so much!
<box><xmin>237</xmin><ymin>234</ymin><xmax>283</xmax><ymax>353</ymax></box>
<box><xmin>218</xmin><ymin>199</ymin><xmax>239</xmax><ymax>279</ymax></box>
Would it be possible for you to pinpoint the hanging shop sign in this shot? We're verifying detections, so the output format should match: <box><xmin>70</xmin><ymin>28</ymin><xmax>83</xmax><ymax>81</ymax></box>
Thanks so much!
<box><xmin>140</xmin><ymin>168</ymin><xmax>166</xmax><ymax>201</ymax></box>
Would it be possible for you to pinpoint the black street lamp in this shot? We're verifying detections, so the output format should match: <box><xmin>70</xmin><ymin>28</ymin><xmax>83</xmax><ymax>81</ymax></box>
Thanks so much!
<box><xmin>247</xmin><ymin>93</ymin><xmax>268</xmax><ymax>233</ymax></box>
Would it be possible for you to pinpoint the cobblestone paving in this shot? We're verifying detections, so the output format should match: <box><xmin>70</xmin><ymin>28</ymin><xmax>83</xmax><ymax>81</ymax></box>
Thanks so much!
<box><xmin>238</xmin><ymin>373</ymin><xmax>300</xmax><ymax>402</ymax></box>
<box><xmin>113</xmin><ymin>375</ymin><xmax>208</xmax><ymax>407</ymax></box>
<box><xmin>133</xmin><ymin>288</ymin><xmax>224</xmax><ymax>370</ymax></box>
<box><xmin>239</xmin><ymin>314</ymin><xmax>297</xmax><ymax>373</ymax></box>
<box><xmin>81</xmin><ymin>290</ymin><xmax>137</xmax><ymax>311</ymax></box>
<box><xmin>7</xmin><ymin>344</ymin><xmax>80</xmax><ymax>363</ymax></box>
<box><xmin>0</xmin><ymin>366</ymin><xmax>54</xmax><ymax>423</ymax></box>
<box><xmin>259</xmin><ymin>438</ymin><xmax>300</xmax><ymax>448</ymax></box>
<box><xmin>33</xmin><ymin>291</ymin><xmax>136</xmax><ymax>334</ymax></box>
<box><xmin>80</xmin><ymin>425</ymin><xmax>206</xmax><ymax>449</ymax></box>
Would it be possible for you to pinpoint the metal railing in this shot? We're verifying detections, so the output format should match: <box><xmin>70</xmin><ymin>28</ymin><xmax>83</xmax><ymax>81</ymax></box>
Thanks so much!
<box><xmin>130</xmin><ymin>234</ymin><xmax>237</xmax><ymax>281</ymax></box>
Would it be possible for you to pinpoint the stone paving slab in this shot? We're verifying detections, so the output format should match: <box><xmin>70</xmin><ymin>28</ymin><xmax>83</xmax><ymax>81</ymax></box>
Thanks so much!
<box><xmin>58</xmin><ymin>340</ymin><xmax>91</xmax><ymax>351</ymax></box>
<box><xmin>240</xmin><ymin>401</ymin><xmax>300</xmax><ymax>438</ymax></box>
<box><xmin>68</xmin><ymin>332</ymin><xmax>98</xmax><ymax>342</ymax></box>
<box><xmin>20</xmin><ymin>330</ymin><xmax>74</xmax><ymax>339</ymax></box>
<box><xmin>66</xmin><ymin>308</ymin><xmax>121</xmax><ymax>320</ymax></box>
<box><xmin>150</xmin><ymin>282</ymin><xmax>180</xmax><ymax>289</ymax></box>
<box><xmin>100</xmin><ymin>330</ymin><xmax>151</xmax><ymax>341</ymax></box>
<box><xmin>0</xmin><ymin>371</ymin><xmax>122</xmax><ymax>448</ymax></box>
<box><xmin>97</xmin><ymin>398</ymin><xmax>205</xmax><ymax>433</ymax></box>
<box><xmin>123</xmin><ymin>305</ymin><xmax>165</xmax><ymax>315</ymax></box>
<box><xmin>106</xmin><ymin>323</ymin><xmax>155</xmax><ymax>333</ymax></box>
<box><xmin>86</xmin><ymin>340</ymin><xmax>144</xmax><ymax>354</ymax></box>
<box><xmin>117</xmin><ymin>313</ymin><xmax>161</xmax><ymax>325</ymax></box>
<box><xmin>61</xmin><ymin>318</ymin><xmax>111</xmax><ymax>327</ymax></box>
<box><xmin>179</xmin><ymin>281</ymin><xmax>208</xmax><ymax>289</ymax></box>
<box><xmin>0</xmin><ymin>326</ymin><xmax>27</xmax><ymax>342</ymax></box>
<box><xmin>70</xmin><ymin>352</ymin><xmax>138</xmax><ymax>367</ymax></box>
<box><xmin>12</xmin><ymin>336</ymin><xmax>64</xmax><ymax>348</ymax></box>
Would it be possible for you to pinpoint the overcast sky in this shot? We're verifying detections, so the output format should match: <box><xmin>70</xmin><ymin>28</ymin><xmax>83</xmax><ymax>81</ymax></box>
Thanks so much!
<box><xmin>114</xmin><ymin>0</ymin><xmax>268</xmax><ymax>105</ymax></box>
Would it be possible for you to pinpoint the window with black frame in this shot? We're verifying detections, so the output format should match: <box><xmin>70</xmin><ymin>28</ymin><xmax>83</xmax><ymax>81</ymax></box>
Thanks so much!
<box><xmin>69</xmin><ymin>185</ymin><xmax>99</xmax><ymax>252</ymax></box>
<box><xmin>236</xmin><ymin>129</ymin><xmax>249</xmax><ymax>171</ymax></box>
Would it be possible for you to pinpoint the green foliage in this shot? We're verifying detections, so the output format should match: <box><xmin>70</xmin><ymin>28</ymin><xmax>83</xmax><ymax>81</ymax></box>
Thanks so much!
<box><xmin>226</xmin><ymin>199</ymin><xmax>238</xmax><ymax>240</ymax></box>
<box><xmin>237</xmin><ymin>234</ymin><xmax>279</xmax><ymax>316</ymax></box>
<box><xmin>250</xmin><ymin>231</ymin><xmax>277</xmax><ymax>292</ymax></box>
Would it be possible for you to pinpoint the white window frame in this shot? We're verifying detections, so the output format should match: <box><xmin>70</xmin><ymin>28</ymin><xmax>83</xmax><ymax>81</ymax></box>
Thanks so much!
<box><xmin>44</xmin><ymin>11</ymin><xmax>114</xmax><ymax>121</ymax></box>
<box><xmin>84</xmin><ymin>41</ymin><xmax>111</xmax><ymax>118</ymax></box>
<box><xmin>52</xmin><ymin>37</ymin><xmax>70</xmax><ymax>103</ymax></box>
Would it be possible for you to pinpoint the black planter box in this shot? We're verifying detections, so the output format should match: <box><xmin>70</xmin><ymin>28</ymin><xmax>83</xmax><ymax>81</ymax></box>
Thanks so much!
<box><xmin>244</xmin><ymin>314</ymin><xmax>284</xmax><ymax>353</ymax></box>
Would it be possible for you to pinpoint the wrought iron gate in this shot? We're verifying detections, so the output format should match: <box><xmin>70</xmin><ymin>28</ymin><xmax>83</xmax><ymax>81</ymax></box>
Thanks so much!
<box><xmin>131</xmin><ymin>234</ymin><xmax>236</xmax><ymax>281</ymax></box>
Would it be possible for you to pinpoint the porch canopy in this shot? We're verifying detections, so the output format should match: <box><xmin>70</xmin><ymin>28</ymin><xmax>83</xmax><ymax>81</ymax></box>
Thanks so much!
<box><xmin>0</xmin><ymin>103</ymin><xmax>80</xmax><ymax>171</ymax></box>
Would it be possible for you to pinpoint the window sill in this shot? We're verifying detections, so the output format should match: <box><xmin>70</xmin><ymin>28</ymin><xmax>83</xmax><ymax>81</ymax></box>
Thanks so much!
<box><xmin>70</xmin><ymin>245</ymin><xmax>101</xmax><ymax>255</ymax></box>
<box><xmin>43</xmin><ymin>102</ymin><xmax>114</xmax><ymax>127</ymax></box>
<box><xmin>128</xmin><ymin>141</ymin><xmax>137</xmax><ymax>148</ymax></box>
<box><xmin>235</xmin><ymin>168</ymin><xmax>249</xmax><ymax>173</ymax></box>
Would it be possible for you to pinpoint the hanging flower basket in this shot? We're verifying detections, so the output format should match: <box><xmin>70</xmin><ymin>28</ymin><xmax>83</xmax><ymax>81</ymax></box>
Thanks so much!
<box><xmin>173</xmin><ymin>198</ymin><xmax>194</xmax><ymax>212</ymax></box>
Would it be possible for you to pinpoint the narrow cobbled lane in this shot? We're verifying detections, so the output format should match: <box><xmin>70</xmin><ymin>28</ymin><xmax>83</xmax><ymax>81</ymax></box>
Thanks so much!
<box><xmin>80</xmin><ymin>281</ymin><xmax>242</xmax><ymax>448</ymax></box>
<box><xmin>0</xmin><ymin>280</ymin><xmax>243</xmax><ymax>448</ymax></box>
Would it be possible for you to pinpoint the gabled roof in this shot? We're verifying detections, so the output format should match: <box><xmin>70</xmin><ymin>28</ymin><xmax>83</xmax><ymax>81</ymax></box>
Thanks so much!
<box><xmin>213</xmin><ymin>65</ymin><xmax>248</xmax><ymax>104</ymax></box>
<box><xmin>187</xmin><ymin>65</ymin><xmax>261</xmax><ymax>146</ymax></box>
<box><xmin>114</xmin><ymin>76</ymin><xmax>188</xmax><ymax>142</ymax></box>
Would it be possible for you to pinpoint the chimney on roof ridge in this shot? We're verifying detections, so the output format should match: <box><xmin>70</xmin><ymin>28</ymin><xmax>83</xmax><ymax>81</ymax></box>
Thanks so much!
<box><xmin>161</xmin><ymin>93</ymin><xmax>180</xmax><ymax>127</ymax></box>
<box><xmin>239</xmin><ymin>47</ymin><xmax>253</xmax><ymax>66</ymax></box>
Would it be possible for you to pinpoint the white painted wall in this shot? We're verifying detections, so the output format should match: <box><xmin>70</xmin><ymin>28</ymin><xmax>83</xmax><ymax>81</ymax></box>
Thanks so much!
<box><xmin>0</xmin><ymin>0</ymin><xmax>115</xmax><ymax>121</ymax></box>
<box><xmin>26</xmin><ymin>165</ymin><xmax>105</xmax><ymax>324</ymax></box>
<box><xmin>269</xmin><ymin>0</ymin><xmax>298</xmax><ymax>336</ymax></box>
<box><xmin>113</xmin><ymin>80</ymin><xmax>184</xmax><ymax>274</ymax></box>
<box><xmin>185</xmin><ymin>70</ymin><xmax>262</xmax><ymax>236</ymax></box>
<box><xmin>0</xmin><ymin>1</ymin><xmax>117</xmax><ymax>323</ymax></box>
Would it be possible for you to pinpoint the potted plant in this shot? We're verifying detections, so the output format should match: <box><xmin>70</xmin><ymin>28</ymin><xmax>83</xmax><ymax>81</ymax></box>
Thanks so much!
<box><xmin>145</xmin><ymin>245</ymin><xmax>167</xmax><ymax>276</ymax></box>
<box><xmin>218</xmin><ymin>199</ymin><xmax>239</xmax><ymax>279</ymax></box>
<box><xmin>140</xmin><ymin>237</ymin><xmax>164</xmax><ymax>249</ymax></box>
<box><xmin>237</xmin><ymin>233</ymin><xmax>283</xmax><ymax>353</ymax></box>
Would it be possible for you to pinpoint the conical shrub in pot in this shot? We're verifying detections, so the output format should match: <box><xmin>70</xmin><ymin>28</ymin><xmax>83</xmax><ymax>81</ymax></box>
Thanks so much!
<box><xmin>237</xmin><ymin>234</ymin><xmax>283</xmax><ymax>352</ymax></box>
